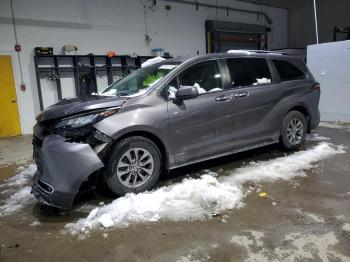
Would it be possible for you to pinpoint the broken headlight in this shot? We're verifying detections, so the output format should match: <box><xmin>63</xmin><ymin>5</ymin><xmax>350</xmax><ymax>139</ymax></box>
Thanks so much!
<box><xmin>54</xmin><ymin>107</ymin><xmax>119</xmax><ymax>138</ymax></box>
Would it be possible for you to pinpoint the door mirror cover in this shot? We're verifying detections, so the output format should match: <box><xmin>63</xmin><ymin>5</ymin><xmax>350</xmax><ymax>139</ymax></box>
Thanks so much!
<box><xmin>175</xmin><ymin>86</ymin><xmax>199</xmax><ymax>100</ymax></box>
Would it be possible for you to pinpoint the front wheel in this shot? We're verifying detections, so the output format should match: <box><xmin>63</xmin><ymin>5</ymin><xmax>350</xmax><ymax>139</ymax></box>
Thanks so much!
<box><xmin>103</xmin><ymin>136</ymin><xmax>162</xmax><ymax>195</ymax></box>
<box><xmin>280</xmin><ymin>111</ymin><xmax>307</xmax><ymax>150</ymax></box>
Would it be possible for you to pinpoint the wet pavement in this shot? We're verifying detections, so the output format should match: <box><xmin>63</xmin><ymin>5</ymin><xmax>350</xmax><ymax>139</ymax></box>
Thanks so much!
<box><xmin>0</xmin><ymin>124</ymin><xmax>350</xmax><ymax>262</ymax></box>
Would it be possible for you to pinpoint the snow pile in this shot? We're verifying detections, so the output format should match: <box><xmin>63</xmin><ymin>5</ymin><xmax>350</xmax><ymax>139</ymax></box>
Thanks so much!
<box><xmin>66</xmin><ymin>174</ymin><xmax>243</xmax><ymax>233</ymax></box>
<box><xmin>221</xmin><ymin>142</ymin><xmax>344</xmax><ymax>185</ymax></box>
<box><xmin>141</xmin><ymin>56</ymin><xmax>165</xmax><ymax>68</ymax></box>
<box><xmin>0</xmin><ymin>165</ymin><xmax>37</xmax><ymax>217</ymax></box>
<box><xmin>65</xmin><ymin>142</ymin><xmax>345</xmax><ymax>234</ymax></box>
<box><xmin>0</xmin><ymin>186</ymin><xmax>33</xmax><ymax>217</ymax></box>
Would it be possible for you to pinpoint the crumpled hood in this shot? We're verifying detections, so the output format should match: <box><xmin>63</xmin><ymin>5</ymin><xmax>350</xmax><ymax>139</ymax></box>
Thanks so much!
<box><xmin>36</xmin><ymin>95</ymin><xmax>127</xmax><ymax>122</ymax></box>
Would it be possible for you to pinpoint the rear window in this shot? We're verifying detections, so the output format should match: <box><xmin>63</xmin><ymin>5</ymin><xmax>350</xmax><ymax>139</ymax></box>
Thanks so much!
<box><xmin>272</xmin><ymin>59</ymin><xmax>306</xmax><ymax>81</ymax></box>
<box><xmin>226</xmin><ymin>58</ymin><xmax>272</xmax><ymax>88</ymax></box>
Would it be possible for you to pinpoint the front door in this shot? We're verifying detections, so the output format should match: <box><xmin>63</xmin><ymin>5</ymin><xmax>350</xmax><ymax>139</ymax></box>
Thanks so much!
<box><xmin>0</xmin><ymin>55</ymin><xmax>21</xmax><ymax>137</ymax></box>
<box><xmin>166</xmin><ymin>59</ymin><xmax>234</xmax><ymax>165</ymax></box>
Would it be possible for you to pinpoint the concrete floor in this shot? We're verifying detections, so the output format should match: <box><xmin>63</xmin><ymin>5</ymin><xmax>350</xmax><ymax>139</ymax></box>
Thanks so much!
<box><xmin>0</xmin><ymin>135</ymin><xmax>33</xmax><ymax>181</ymax></box>
<box><xmin>0</xmin><ymin>124</ymin><xmax>350</xmax><ymax>262</ymax></box>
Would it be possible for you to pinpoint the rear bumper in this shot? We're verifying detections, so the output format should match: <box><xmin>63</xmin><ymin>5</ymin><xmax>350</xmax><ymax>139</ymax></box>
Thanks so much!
<box><xmin>310</xmin><ymin>108</ymin><xmax>320</xmax><ymax>130</ymax></box>
<box><xmin>31</xmin><ymin>134</ymin><xmax>104</xmax><ymax>209</ymax></box>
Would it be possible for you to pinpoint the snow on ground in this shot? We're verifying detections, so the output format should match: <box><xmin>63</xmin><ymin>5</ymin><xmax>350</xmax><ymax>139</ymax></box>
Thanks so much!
<box><xmin>65</xmin><ymin>142</ymin><xmax>345</xmax><ymax>234</ymax></box>
<box><xmin>306</xmin><ymin>133</ymin><xmax>330</xmax><ymax>141</ymax></box>
<box><xmin>230</xmin><ymin>230</ymin><xmax>350</xmax><ymax>262</ymax></box>
<box><xmin>342</xmin><ymin>223</ymin><xmax>350</xmax><ymax>232</ymax></box>
<box><xmin>318</xmin><ymin>122</ymin><xmax>347</xmax><ymax>129</ymax></box>
<box><xmin>0</xmin><ymin>165</ymin><xmax>36</xmax><ymax>217</ymax></box>
<box><xmin>177</xmin><ymin>247</ymin><xmax>211</xmax><ymax>262</ymax></box>
<box><xmin>0</xmin><ymin>186</ymin><xmax>34</xmax><ymax>217</ymax></box>
<box><xmin>0</xmin><ymin>164</ymin><xmax>36</xmax><ymax>189</ymax></box>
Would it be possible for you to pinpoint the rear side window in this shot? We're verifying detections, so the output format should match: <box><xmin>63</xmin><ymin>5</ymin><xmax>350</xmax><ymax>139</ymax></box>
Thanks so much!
<box><xmin>226</xmin><ymin>58</ymin><xmax>272</xmax><ymax>88</ymax></box>
<box><xmin>272</xmin><ymin>59</ymin><xmax>306</xmax><ymax>81</ymax></box>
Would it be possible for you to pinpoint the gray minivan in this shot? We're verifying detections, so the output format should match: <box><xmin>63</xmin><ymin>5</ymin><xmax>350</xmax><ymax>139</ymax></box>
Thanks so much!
<box><xmin>32</xmin><ymin>51</ymin><xmax>320</xmax><ymax>209</ymax></box>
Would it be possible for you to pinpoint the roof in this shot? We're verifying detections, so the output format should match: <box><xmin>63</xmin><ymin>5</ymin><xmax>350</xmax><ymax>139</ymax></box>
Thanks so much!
<box><xmin>163</xmin><ymin>50</ymin><xmax>299</xmax><ymax>66</ymax></box>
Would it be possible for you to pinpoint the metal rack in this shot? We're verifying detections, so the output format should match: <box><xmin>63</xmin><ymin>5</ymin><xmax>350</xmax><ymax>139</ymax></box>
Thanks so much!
<box><xmin>34</xmin><ymin>54</ymin><xmax>168</xmax><ymax>110</ymax></box>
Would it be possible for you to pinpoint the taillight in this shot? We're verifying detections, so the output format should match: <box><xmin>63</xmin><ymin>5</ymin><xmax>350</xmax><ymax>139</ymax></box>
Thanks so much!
<box><xmin>311</xmin><ymin>83</ymin><xmax>320</xmax><ymax>91</ymax></box>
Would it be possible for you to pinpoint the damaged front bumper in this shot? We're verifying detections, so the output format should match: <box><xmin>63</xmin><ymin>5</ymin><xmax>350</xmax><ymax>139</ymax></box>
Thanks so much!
<box><xmin>31</xmin><ymin>134</ymin><xmax>104</xmax><ymax>209</ymax></box>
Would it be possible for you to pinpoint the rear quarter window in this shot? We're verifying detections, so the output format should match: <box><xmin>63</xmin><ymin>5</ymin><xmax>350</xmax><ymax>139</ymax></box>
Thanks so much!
<box><xmin>272</xmin><ymin>59</ymin><xmax>306</xmax><ymax>82</ymax></box>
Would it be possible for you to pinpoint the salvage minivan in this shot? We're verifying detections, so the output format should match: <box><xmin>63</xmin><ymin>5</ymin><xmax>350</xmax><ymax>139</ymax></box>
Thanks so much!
<box><xmin>32</xmin><ymin>51</ymin><xmax>320</xmax><ymax>209</ymax></box>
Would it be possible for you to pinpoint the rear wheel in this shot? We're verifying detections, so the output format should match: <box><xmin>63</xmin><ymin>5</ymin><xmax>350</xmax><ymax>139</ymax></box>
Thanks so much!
<box><xmin>280</xmin><ymin>111</ymin><xmax>307</xmax><ymax>150</ymax></box>
<box><xmin>103</xmin><ymin>136</ymin><xmax>162</xmax><ymax>195</ymax></box>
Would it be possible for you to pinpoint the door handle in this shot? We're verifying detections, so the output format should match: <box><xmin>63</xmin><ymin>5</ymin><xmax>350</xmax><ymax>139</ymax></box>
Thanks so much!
<box><xmin>234</xmin><ymin>92</ymin><xmax>249</xmax><ymax>98</ymax></box>
<box><xmin>11</xmin><ymin>98</ymin><xmax>17</xmax><ymax>103</ymax></box>
<box><xmin>215</xmin><ymin>95</ymin><xmax>231</xmax><ymax>102</ymax></box>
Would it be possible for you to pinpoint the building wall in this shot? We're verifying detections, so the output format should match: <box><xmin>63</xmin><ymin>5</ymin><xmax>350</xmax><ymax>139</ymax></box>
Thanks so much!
<box><xmin>288</xmin><ymin>0</ymin><xmax>350</xmax><ymax>48</ymax></box>
<box><xmin>307</xmin><ymin>40</ymin><xmax>350</xmax><ymax>122</ymax></box>
<box><xmin>0</xmin><ymin>0</ymin><xmax>288</xmax><ymax>134</ymax></box>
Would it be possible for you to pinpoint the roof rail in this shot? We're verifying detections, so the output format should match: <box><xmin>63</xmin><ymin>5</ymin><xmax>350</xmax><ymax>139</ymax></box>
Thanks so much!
<box><xmin>227</xmin><ymin>50</ymin><xmax>290</xmax><ymax>55</ymax></box>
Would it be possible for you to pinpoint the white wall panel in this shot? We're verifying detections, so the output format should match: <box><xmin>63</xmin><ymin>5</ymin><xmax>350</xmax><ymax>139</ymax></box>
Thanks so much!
<box><xmin>307</xmin><ymin>40</ymin><xmax>350</xmax><ymax>122</ymax></box>
<box><xmin>0</xmin><ymin>0</ymin><xmax>288</xmax><ymax>134</ymax></box>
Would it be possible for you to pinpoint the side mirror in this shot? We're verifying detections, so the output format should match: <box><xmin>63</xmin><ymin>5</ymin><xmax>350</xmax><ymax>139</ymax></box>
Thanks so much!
<box><xmin>175</xmin><ymin>86</ymin><xmax>199</xmax><ymax>101</ymax></box>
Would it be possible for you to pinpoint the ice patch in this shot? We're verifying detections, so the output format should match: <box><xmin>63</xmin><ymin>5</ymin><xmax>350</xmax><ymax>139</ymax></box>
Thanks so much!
<box><xmin>30</xmin><ymin>220</ymin><xmax>42</xmax><ymax>226</ymax></box>
<box><xmin>65</xmin><ymin>142</ymin><xmax>345</xmax><ymax>234</ymax></box>
<box><xmin>231</xmin><ymin>230</ymin><xmax>265</xmax><ymax>248</ymax></box>
<box><xmin>177</xmin><ymin>247</ymin><xmax>210</xmax><ymax>262</ymax></box>
<box><xmin>302</xmin><ymin>211</ymin><xmax>325</xmax><ymax>223</ymax></box>
<box><xmin>231</xmin><ymin>230</ymin><xmax>350</xmax><ymax>262</ymax></box>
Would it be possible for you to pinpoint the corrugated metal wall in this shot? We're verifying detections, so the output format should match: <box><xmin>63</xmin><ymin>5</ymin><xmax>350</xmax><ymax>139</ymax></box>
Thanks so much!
<box><xmin>288</xmin><ymin>0</ymin><xmax>350</xmax><ymax>48</ymax></box>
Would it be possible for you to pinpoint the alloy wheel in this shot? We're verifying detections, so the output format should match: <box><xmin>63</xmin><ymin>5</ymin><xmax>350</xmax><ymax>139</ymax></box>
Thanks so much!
<box><xmin>116</xmin><ymin>147</ymin><xmax>154</xmax><ymax>188</ymax></box>
<box><xmin>286</xmin><ymin>118</ymin><xmax>304</xmax><ymax>145</ymax></box>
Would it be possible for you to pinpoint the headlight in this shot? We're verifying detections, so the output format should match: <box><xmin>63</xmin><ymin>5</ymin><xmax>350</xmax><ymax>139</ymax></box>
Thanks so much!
<box><xmin>55</xmin><ymin>107</ymin><xmax>119</xmax><ymax>130</ymax></box>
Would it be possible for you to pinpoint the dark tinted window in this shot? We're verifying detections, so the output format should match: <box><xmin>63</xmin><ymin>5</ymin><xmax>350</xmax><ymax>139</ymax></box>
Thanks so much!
<box><xmin>226</xmin><ymin>58</ymin><xmax>272</xmax><ymax>88</ymax></box>
<box><xmin>272</xmin><ymin>59</ymin><xmax>306</xmax><ymax>81</ymax></box>
<box><xmin>178</xmin><ymin>60</ymin><xmax>222</xmax><ymax>94</ymax></box>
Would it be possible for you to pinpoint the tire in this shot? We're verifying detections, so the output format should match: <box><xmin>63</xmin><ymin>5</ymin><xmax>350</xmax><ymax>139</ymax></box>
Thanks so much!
<box><xmin>280</xmin><ymin>111</ymin><xmax>307</xmax><ymax>150</ymax></box>
<box><xmin>103</xmin><ymin>136</ymin><xmax>162</xmax><ymax>195</ymax></box>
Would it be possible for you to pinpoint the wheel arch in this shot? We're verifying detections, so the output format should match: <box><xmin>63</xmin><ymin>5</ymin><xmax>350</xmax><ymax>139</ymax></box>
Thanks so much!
<box><xmin>105</xmin><ymin>130</ymin><xmax>169</xmax><ymax>172</ymax></box>
<box><xmin>286</xmin><ymin>105</ymin><xmax>311</xmax><ymax>133</ymax></box>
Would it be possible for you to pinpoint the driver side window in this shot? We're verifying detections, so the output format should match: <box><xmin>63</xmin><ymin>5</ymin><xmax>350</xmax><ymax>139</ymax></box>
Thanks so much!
<box><xmin>166</xmin><ymin>60</ymin><xmax>223</xmax><ymax>100</ymax></box>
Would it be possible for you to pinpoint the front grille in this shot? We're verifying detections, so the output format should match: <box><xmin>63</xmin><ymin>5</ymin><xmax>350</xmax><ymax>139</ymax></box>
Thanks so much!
<box><xmin>32</xmin><ymin>136</ymin><xmax>43</xmax><ymax>173</ymax></box>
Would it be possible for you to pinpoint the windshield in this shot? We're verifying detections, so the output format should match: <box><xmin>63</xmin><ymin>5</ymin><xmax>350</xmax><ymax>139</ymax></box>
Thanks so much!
<box><xmin>101</xmin><ymin>63</ymin><xmax>179</xmax><ymax>97</ymax></box>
